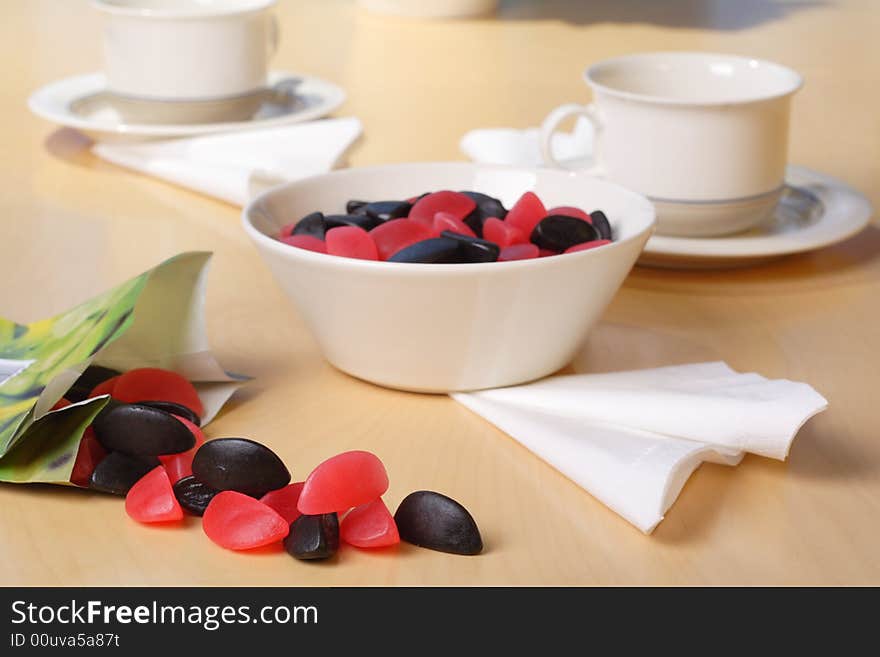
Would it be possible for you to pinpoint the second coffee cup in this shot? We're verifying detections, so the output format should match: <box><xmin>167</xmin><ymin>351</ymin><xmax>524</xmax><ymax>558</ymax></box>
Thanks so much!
<box><xmin>541</xmin><ymin>52</ymin><xmax>803</xmax><ymax>237</ymax></box>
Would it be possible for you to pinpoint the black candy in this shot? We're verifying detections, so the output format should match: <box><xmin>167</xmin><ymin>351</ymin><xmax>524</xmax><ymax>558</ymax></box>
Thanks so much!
<box><xmin>191</xmin><ymin>437</ymin><xmax>290</xmax><ymax>498</ymax></box>
<box><xmin>66</xmin><ymin>365</ymin><xmax>121</xmax><ymax>403</ymax></box>
<box><xmin>394</xmin><ymin>490</ymin><xmax>483</xmax><ymax>555</ymax></box>
<box><xmin>388</xmin><ymin>237</ymin><xmax>463</xmax><ymax>264</ymax></box>
<box><xmin>324</xmin><ymin>213</ymin><xmax>380</xmax><ymax>232</ymax></box>
<box><xmin>92</xmin><ymin>403</ymin><xmax>195</xmax><ymax>457</ymax></box>
<box><xmin>589</xmin><ymin>210</ymin><xmax>612</xmax><ymax>240</ymax></box>
<box><xmin>292</xmin><ymin>211</ymin><xmax>326</xmax><ymax>239</ymax></box>
<box><xmin>172</xmin><ymin>475</ymin><xmax>218</xmax><ymax>516</ymax></box>
<box><xmin>530</xmin><ymin>215</ymin><xmax>600</xmax><ymax>251</ymax></box>
<box><xmin>440</xmin><ymin>231</ymin><xmax>500</xmax><ymax>263</ymax></box>
<box><xmin>138</xmin><ymin>400</ymin><xmax>201</xmax><ymax>427</ymax></box>
<box><xmin>346</xmin><ymin>199</ymin><xmax>368</xmax><ymax>214</ymax></box>
<box><xmin>89</xmin><ymin>451</ymin><xmax>159</xmax><ymax>496</ymax></box>
<box><xmin>357</xmin><ymin>200</ymin><xmax>411</xmax><ymax>223</ymax></box>
<box><xmin>284</xmin><ymin>513</ymin><xmax>339</xmax><ymax>561</ymax></box>
<box><xmin>460</xmin><ymin>191</ymin><xmax>507</xmax><ymax>236</ymax></box>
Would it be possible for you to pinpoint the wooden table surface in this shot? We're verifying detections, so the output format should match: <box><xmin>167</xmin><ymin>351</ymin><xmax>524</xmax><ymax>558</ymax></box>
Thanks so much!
<box><xmin>1</xmin><ymin>0</ymin><xmax>878</xmax><ymax>586</ymax></box>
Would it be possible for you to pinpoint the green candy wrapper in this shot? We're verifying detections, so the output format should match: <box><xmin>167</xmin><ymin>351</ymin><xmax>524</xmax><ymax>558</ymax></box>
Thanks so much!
<box><xmin>0</xmin><ymin>252</ymin><xmax>246</xmax><ymax>485</ymax></box>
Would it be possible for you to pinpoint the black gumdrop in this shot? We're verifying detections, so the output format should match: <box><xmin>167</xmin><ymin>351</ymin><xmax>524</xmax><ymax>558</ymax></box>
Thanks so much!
<box><xmin>92</xmin><ymin>404</ymin><xmax>196</xmax><ymax>457</ymax></box>
<box><xmin>324</xmin><ymin>213</ymin><xmax>381</xmax><ymax>231</ymax></box>
<box><xmin>66</xmin><ymin>365</ymin><xmax>122</xmax><ymax>403</ymax></box>
<box><xmin>346</xmin><ymin>199</ymin><xmax>368</xmax><ymax>214</ymax></box>
<box><xmin>89</xmin><ymin>451</ymin><xmax>159</xmax><ymax>496</ymax></box>
<box><xmin>172</xmin><ymin>475</ymin><xmax>218</xmax><ymax>516</ymax></box>
<box><xmin>440</xmin><ymin>231</ymin><xmax>500</xmax><ymax>263</ymax></box>
<box><xmin>388</xmin><ymin>237</ymin><xmax>463</xmax><ymax>264</ymax></box>
<box><xmin>359</xmin><ymin>200</ymin><xmax>412</xmax><ymax>222</ymax></box>
<box><xmin>530</xmin><ymin>215</ymin><xmax>600</xmax><ymax>251</ymax></box>
<box><xmin>460</xmin><ymin>191</ymin><xmax>508</xmax><ymax>236</ymax></box>
<box><xmin>589</xmin><ymin>210</ymin><xmax>612</xmax><ymax>240</ymax></box>
<box><xmin>284</xmin><ymin>513</ymin><xmax>339</xmax><ymax>561</ymax></box>
<box><xmin>394</xmin><ymin>490</ymin><xmax>483</xmax><ymax>555</ymax></box>
<box><xmin>138</xmin><ymin>400</ymin><xmax>201</xmax><ymax>426</ymax></box>
<box><xmin>292</xmin><ymin>212</ymin><xmax>326</xmax><ymax>239</ymax></box>
<box><xmin>191</xmin><ymin>437</ymin><xmax>290</xmax><ymax>498</ymax></box>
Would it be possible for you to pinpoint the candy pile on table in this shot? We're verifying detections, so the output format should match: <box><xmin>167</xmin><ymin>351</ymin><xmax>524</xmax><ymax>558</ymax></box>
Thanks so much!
<box><xmin>275</xmin><ymin>190</ymin><xmax>613</xmax><ymax>263</ymax></box>
<box><xmin>61</xmin><ymin>365</ymin><xmax>483</xmax><ymax>560</ymax></box>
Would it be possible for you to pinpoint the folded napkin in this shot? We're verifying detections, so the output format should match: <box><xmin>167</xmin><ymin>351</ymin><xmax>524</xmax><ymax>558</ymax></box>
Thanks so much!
<box><xmin>93</xmin><ymin>117</ymin><xmax>362</xmax><ymax>206</ymax></box>
<box><xmin>452</xmin><ymin>362</ymin><xmax>827</xmax><ymax>533</ymax></box>
<box><xmin>460</xmin><ymin>116</ymin><xmax>593</xmax><ymax>168</ymax></box>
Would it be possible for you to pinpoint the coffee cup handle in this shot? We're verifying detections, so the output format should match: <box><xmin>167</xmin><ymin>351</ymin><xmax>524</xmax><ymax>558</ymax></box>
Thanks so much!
<box><xmin>268</xmin><ymin>14</ymin><xmax>280</xmax><ymax>57</ymax></box>
<box><xmin>540</xmin><ymin>103</ymin><xmax>604</xmax><ymax>176</ymax></box>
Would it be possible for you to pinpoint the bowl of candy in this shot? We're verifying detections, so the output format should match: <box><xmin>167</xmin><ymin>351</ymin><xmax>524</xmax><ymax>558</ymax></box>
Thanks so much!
<box><xmin>243</xmin><ymin>162</ymin><xmax>655</xmax><ymax>392</ymax></box>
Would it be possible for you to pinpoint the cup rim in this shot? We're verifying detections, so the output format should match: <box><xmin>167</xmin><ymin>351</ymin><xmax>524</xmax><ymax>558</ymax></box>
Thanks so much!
<box><xmin>91</xmin><ymin>0</ymin><xmax>276</xmax><ymax>19</ymax></box>
<box><xmin>584</xmin><ymin>51</ymin><xmax>803</xmax><ymax>107</ymax></box>
<box><xmin>241</xmin><ymin>162</ymin><xmax>657</xmax><ymax>275</ymax></box>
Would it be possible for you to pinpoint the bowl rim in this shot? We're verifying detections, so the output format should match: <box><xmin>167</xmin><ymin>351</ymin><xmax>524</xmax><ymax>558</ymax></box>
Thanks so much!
<box><xmin>241</xmin><ymin>161</ymin><xmax>656</xmax><ymax>275</ymax></box>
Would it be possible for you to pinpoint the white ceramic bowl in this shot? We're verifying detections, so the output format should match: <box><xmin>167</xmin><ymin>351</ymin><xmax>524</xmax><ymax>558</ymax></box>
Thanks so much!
<box><xmin>243</xmin><ymin>163</ymin><xmax>655</xmax><ymax>392</ymax></box>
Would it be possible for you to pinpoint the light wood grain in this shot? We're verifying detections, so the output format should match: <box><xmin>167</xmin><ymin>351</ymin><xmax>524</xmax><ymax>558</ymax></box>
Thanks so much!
<box><xmin>1</xmin><ymin>0</ymin><xmax>878</xmax><ymax>585</ymax></box>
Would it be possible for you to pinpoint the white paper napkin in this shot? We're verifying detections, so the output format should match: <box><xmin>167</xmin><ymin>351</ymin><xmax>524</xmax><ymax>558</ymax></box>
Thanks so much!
<box><xmin>452</xmin><ymin>362</ymin><xmax>827</xmax><ymax>533</ymax></box>
<box><xmin>460</xmin><ymin>116</ymin><xmax>593</xmax><ymax>168</ymax></box>
<box><xmin>93</xmin><ymin>117</ymin><xmax>362</xmax><ymax>206</ymax></box>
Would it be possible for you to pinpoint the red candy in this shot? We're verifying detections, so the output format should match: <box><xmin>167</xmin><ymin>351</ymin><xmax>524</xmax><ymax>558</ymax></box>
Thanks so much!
<box><xmin>538</xmin><ymin>249</ymin><xmax>557</xmax><ymax>257</ymax></box>
<box><xmin>298</xmin><ymin>450</ymin><xmax>389</xmax><ymax>515</ymax></box>
<box><xmin>203</xmin><ymin>491</ymin><xmax>289</xmax><ymax>550</ymax></box>
<box><xmin>432</xmin><ymin>212</ymin><xmax>476</xmax><ymax>237</ymax></box>
<box><xmin>280</xmin><ymin>234</ymin><xmax>327</xmax><ymax>254</ymax></box>
<box><xmin>499</xmin><ymin>243</ymin><xmax>540</xmax><ymax>261</ymax></box>
<box><xmin>260</xmin><ymin>482</ymin><xmax>305</xmax><ymax>524</ymax></box>
<box><xmin>69</xmin><ymin>427</ymin><xmax>108</xmax><ymax>488</ymax></box>
<box><xmin>547</xmin><ymin>206</ymin><xmax>592</xmax><ymax>222</ymax></box>
<box><xmin>325</xmin><ymin>226</ymin><xmax>379</xmax><ymax>261</ymax></box>
<box><xmin>125</xmin><ymin>466</ymin><xmax>183</xmax><ymax>524</ymax></box>
<box><xmin>278</xmin><ymin>221</ymin><xmax>298</xmax><ymax>238</ymax></box>
<box><xmin>113</xmin><ymin>368</ymin><xmax>204</xmax><ymax>417</ymax></box>
<box><xmin>564</xmin><ymin>240</ymin><xmax>611</xmax><ymax>253</ymax></box>
<box><xmin>370</xmin><ymin>219</ymin><xmax>434</xmax><ymax>261</ymax></box>
<box><xmin>408</xmin><ymin>191</ymin><xmax>476</xmax><ymax>226</ymax></box>
<box><xmin>89</xmin><ymin>376</ymin><xmax>119</xmax><ymax>399</ymax></box>
<box><xmin>158</xmin><ymin>416</ymin><xmax>205</xmax><ymax>483</ymax></box>
<box><xmin>483</xmin><ymin>217</ymin><xmax>525</xmax><ymax>248</ymax></box>
<box><xmin>340</xmin><ymin>498</ymin><xmax>400</xmax><ymax>548</ymax></box>
<box><xmin>505</xmin><ymin>192</ymin><xmax>546</xmax><ymax>236</ymax></box>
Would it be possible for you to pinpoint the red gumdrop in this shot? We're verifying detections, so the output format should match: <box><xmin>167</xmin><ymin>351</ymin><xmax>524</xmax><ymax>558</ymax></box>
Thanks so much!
<box><xmin>369</xmin><ymin>219</ymin><xmax>434</xmax><ymax>260</ymax></box>
<box><xmin>89</xmin><ymin>376</ymin><xmax>120</xmax><ymax>399</ymax></box>
<box><xmin>408</xmin><ymin>191</ymin><xmax>476</xmax><ymax>226</ymax></box>
<box><xmin>113</xmin><ymin>368</ymin><xmax>204</xmax><ymax>417</ymax></box>
<box><xmin>125</xmin><ymin>466</ymin><xmax>183</xmax><ymax>523</ymax></box>
<box><xmin>203</xmin><ymin>491</ymin><xmax>289</xmax><ymax>550</ymax></box>
<box><xmin>499</xmin><ymin>243</ymin><xmax>540</xmax><ymax>261</ymax></box>
<box><xmin>538</xmin><ymin>249</ymin><xmax>558</xmax><ymax>257</ymax></box>
<box><xmin>564</xmin><ymin>240</ymin><xmax>611</xmax><ymax>254</ymax></box>
<box><xmin>280</xmin><ymin>234</ymin><xmax>327</xmax><ymax>254</ymax></box>
<box><xmin>70</xmin><ymin>427</ymin><xmax>108</xmax><ymax>488</ymax></box>
<box><xmin>158</xmin><ymin>416</ymin><xmax>205</xmax><ymax>483</ymax></box>
<box><xmin>505</xmin><ymin>192</ymin><xmax>547</xmax><ymax>236</ymax></box>
<box><xmin>483</xmin><ymin>217</ymin><xmax>526</xmax><ymax>248</ymax></box>
<box><xmin>51</xmin><ymin>398</ymin><xmax>72</xmax><ymax>411</ymax></box>
<box><xmin>260</xmin><ymin>482</ymin><xmax>305</xmax><ymax>524</ymax></box>
<box><xmin>325</xmin><ymin>226</ymin><xmax>379</xmax><ymax>261</ymax></box>
<box><xmin>297</xmin><ymin>450</ymin><xmax>389</xmax><ymax>515</ymax></box>
<box><xmin>340</xmin><ymin>498</ymin><xmax>400</xmax><ymax>548</ymax></box>
<box><xmin>278</xmin><ymin>221</ymin><xmax>298</xmax><ymax>238</ymax></box>
<box><xmin>547</xmin><ymin>206</ymin><xmax>592</xmax><ymax>223</ymax></box>
<box><xmin>432</xmin><ymin>212</ymin><xmax>476</xmax><ymax>237</ymax></box>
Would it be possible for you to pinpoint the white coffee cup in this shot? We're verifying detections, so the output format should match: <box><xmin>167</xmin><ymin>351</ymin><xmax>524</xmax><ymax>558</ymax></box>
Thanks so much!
<box><xmin>540</xmin><ymin>52</ymin><xmax>803</xmax><ymax>236</ymax></box>
<box><xmin>92</xmin><ymin>0</ymin><xmax>279</xmax><ymax>101</ymax></box>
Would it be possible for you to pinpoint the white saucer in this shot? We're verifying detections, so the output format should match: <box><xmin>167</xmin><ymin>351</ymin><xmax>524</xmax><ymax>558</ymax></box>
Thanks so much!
<box><xmin>639</xmin><ymin>165</ymin><xmax>874</xmax><ymax>269</ymax></box>
<box><xmin>28</xmin><ymin>71</ymin><xmax>346</xmax><ymax>140</ymax></box>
